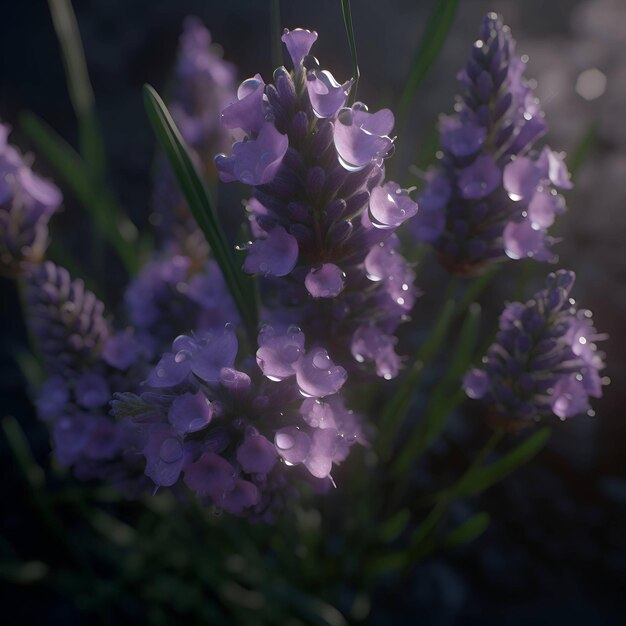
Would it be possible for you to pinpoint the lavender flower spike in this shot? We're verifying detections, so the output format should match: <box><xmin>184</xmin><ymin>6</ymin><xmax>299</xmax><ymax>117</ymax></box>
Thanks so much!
<box><xmin>464</xmin><ymin>270</ymin><xmax>607</xmax><ymax>425</ymax></box>
<box><xmin>411</xmin><ymin>13</ymin><xmax>571</xmax><ymax>275</ymax></box>
<box><xmin>214</xmin><ymin>28</ymin><xmax>419</xmax><ymax>379</ymax></box>
<box><xmin>1</xmin><ymin>122</ymin><xmax>62</xmax><ymax>275</ymax></box>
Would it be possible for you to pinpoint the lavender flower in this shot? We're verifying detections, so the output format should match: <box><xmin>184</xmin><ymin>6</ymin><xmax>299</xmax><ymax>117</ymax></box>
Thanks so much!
<box><xmin>152</xmin><ymin>17</ymin><xmax>237</xmax><ymax>241</ymax></box>
<box><xmin>214</xmin><ymin>29</ymin><xmax>419</xmax><ymax>378</ymax></box>
<box><xmin>114</xmin><ymin>324</ymin><xmax>363</xmax><ymax>519</ymax></box>
<box><xmin>25</xmin><ymin>261</ymin><xmax>150</xmax><ymax>494</ymax></box>
<box><xmin>464</xmin><ymin>270</ymin><xmax>607</xmax><ymax>424</ymax></box>
<box><xmin>125</xmin><ymin>248</ymin><xmax>238</xmax><ymax>354</ymax></box>
<box><xmin>411</xmin><ymin>13</ymin><xmax>572</xmax><ymax>275</ymax></box>
<box><xmin>0</xmin><ymin>123</ymin><xmax>62</xmax><ymax>275</ymax></box>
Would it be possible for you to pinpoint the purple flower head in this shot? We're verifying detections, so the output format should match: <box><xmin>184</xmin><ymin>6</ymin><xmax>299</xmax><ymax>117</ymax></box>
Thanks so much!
<box><xmin>215</xmin><ymin>29</ymin><xmax>419</xmax><ymax>380</ymax></box>
<box><xmin>113</xmin><ymin>322</ymin><xmax>362</xmax><ymax>518</ymax></box>
<box><xmin>152</xmin><ymin>18</ymin><xmax>237</xmax><ymax>244</ymax></box>
<box><xmin>464</xmin><ymin>270</ymin><xmax>607</xmax><ymax>424</ymax></box>
<box><xmin>1</xmin><ymin>122</ymin><xmax>62</xmax><ymax>275</ymax></box>
<box><xmin>411</xmin><ymin>13</ymin><xmax>571</xmax><ymax>275</ymax></box>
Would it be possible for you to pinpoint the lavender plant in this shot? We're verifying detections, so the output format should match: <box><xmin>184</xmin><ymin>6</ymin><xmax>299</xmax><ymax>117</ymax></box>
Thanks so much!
<box><xmin>0</xmin><ymin>5</ymin><xmax>613</xmax><ymax>623</ymax></box>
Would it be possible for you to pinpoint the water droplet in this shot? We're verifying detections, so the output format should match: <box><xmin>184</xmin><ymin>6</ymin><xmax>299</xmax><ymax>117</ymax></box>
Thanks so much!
<box><xmin>354</xmin><ymin>353</ymin><xmax>365</xmax><ymax>363</ymax></box>
<box><xmin>276</xmin><ymin>432</ymin><xmax>294</xmax><ymax>450</ymax></box>
<box><xmin>578</xmin><ymin>337</ymin><xmax>587</xmax><ymax>345</ymax></box>
<box><xmin>401</xmin><ymin>283</ymin><xmax>409</xmax><ymax>292</ymax></box>
<box><xmin>160</xmin><ymin>437</ymin><xmax>183</xmax><ymax>464</ymax></box>
<box><xmin>174</xmin><ymin>350</ymin><xmax>191</xmax><ymax>364</ymax></box>
<box><xmin>156</xmin><ymin>368</ymin><xmax>167</xmax><ymax>378</ymax></box>
<box><xmin>396</xmin><ymin>297</ymin><xmax>405</xmax><ymax>306</ymax></box>
<box><xmin>312</xmin><ymin>351</ymin><xmax>331</xmax><ymax>369</ymax></box>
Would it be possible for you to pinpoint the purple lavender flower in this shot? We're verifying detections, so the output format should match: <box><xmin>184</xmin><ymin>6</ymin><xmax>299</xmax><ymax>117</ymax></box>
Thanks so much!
<box><xmin>114</xmin><ymin>324</ymin><xmax>362</xmax><ymax>519</ymax></box>
<box><xmin>125</xmin><ymin>249</ymin><xmax>238</xmax><ymax>354</ymax></box>
<box><xmin>0</xmin><ymin>123</ymin><xmax>62</xmax><ymax>276</ymax></box>
<box><xmin>151</xmin><ymin>17</ymin><xmax>238</xmax><ymax>241</ymax></box>
<box><xmin>463</xmin><ymin>270</ymin><xmax>606</xmax><ymax>424</ymax></box>
<box><xmin>411</xmin><ymin>13</ymin><xmax>572</xmax><ymax>275</ymax></box>
<box><xmin>214</xmin><ymin>28</ymin><xmax>419</xmax><ymax>378</ymax></box>
<box><xmin>25</xmin><ymin>261</ymin><xmax>150</xmax><ymax>494</ymax></box>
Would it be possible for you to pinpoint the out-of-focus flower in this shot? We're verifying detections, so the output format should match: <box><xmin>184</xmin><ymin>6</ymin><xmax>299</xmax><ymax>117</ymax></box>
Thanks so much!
<box><xmin>464</xmin><ymin>270</ymin><xmax>606</xmax><ymax>424</ymax></box>
<box><xmin>411</xmin><ymin>13</ymin><xmax>571</xmax><ymax>275</ymax></box>
<box><xmin>0</xmin><ymin>123</ymin><xmax>62</xmax><ymax>275</ymax></box>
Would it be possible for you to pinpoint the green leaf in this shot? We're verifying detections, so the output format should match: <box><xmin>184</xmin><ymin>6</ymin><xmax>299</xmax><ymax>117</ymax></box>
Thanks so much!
<box><xmin>398</xmin><ymin>0</ymin><xmax>459</xmax><ymax>127</ymax></box>
<box><xmin>377</xmin><ymin>297</ymin><xmax>457</xmax><ymax>459</ymax></box>
<box><xmin>48</xmin><ymin>0</ymin><xmax>106</xmax><ymax>180</ymax></box>
<box><xmin>143</xmin><ymin>85</ymin><xmax>258</xmax><ymax>343</ymax></box>
<box><xmin>453</xmin><ymin>427</ymin><xmax>551</xmax><ymax>497</ymax></box>
<box><xmin>0</xmin><ymin>561</ymin><xmax>49</xmax><ymax>585</ymax></box>
<box><xmin>377</xmin><ymin>508</ymin><xmax>410</xmax><ymax>544</ymax></box>
<box><xmin>443</xmin><ymin>512</ymin><xmax>490</xmax><ymax>548</ymax></box>
<box><xmin>20</xmin><ymin>111</ymin><xmax>141</xmax><ymax>274</ymax></box>
<box><xmin>341</xmin><ymin>0</ymin><xmax>360</xmax><ymax>104</ymax></box>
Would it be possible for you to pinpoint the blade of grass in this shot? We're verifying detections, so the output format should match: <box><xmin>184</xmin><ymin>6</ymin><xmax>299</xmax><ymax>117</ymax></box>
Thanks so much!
<box><xmin>398</xmin><ymin>0</ymin><xmax>459</xmax><ymax>129</ymax></box>
<box><xmin>143</xmin><ymin>85</ymin><xmax>258</xmax><ymax>343</ymax></box>
<box><xmin>442</xmin><ymin>512</ymin><xmax>490</xmax><ymax>549</ymax></box>
<box><xmin>341</xmin><ymin>0</ymin><xmax>360</xmax><ymax>104</ymax></box>
<box><xmin>20</xmin><ymin>111</ymin><xmax>141</xmax><ymax>274</ymax></box>
<box><xmin>48</xmin><ymin>0</ymin><xmax>106</xmax><ymax>180</ymax></box>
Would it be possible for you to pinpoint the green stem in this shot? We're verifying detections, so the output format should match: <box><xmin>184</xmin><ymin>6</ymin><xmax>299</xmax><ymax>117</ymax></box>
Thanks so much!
<box><xmin>341</xmin><ymin>0</ymin><xmax>360</xmax><ymax>104</ymax></box>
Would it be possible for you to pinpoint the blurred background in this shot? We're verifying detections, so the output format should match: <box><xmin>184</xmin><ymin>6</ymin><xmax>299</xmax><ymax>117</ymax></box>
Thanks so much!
<box><xmin>1</xmin><ymin>0</ymin><xmax>625</xmax><ymax>624</ymax></box>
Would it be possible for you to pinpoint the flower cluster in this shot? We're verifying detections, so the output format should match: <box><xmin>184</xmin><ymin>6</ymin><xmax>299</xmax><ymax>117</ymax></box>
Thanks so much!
<box><xmin>411</xmin><ymin>13</ymin><xmax>572</xmax><ymax>275</ymax></box>
<box><xmin>464</xmin><ymin>270</ymin><xmax>606</xmax><ymax>424</ymax></box>
<box><xmin>0</xmin><ymin>123</ymin><xmax>62</xmax><ymax>276</ymax></box>
<box><xmin>125</xmin><ymin>247</ymin><xmax>237</xmax><ymax>354</ymax></box>
<box><xmin>25</xmin><ymin>261</ymin><xmax>150</xmax><ymax>493</ymax></box>
<box><xmin>152</xmin><ymin>17</ymin><xmax>237</xmax><ymax>242</ymax></box>
<box><xmin>113</xmin><ymin>325</ymin><xmax>362</xmax><ymax>519</ymax></box>
<box><xmin>215</xmin><ymin>29</ymin><xmax>419</xmax><ymax>379</ymax></box>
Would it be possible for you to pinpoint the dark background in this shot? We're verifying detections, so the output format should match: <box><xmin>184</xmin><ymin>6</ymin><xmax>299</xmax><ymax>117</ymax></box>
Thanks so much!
<box><xmin>1</xmin><ymin>0</ymin><xmax>625</xmax><ymax>623</ymax></box>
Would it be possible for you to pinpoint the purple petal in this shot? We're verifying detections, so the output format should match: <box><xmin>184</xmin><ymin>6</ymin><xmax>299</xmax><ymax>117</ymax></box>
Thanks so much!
<box><xmin>527</xmin><ymin>190</ymin><xmax>562</xmax><ymax>229</ymax></box>
<box><xmin>295</xmin><ymin>347</ymin><xmax>347</xmax><ymax>398</ymax></box>
<box><xmin>551</xmin><ymin>376</ymin><xmax>589</xmax><ymax>419</ymax></box>
<box><xmin>101</xmin><ymin>331</ymin><xmax>142</xmax><ymax>370</ymax></box>
<box><xmin>440</xmin><ymin>117</ymin><xmax>486</xmax><ymax>157</ymax></box>
<box><xmin>146</xmin><ymin>352</ymin><xmax>192</xmax><ymax>388</ymax></box>
<box><xmin>18</xmin><ymin>168</ymin><xmax>62</xmax><ymax>212</ymax></box>
<box><xmin>281</xmin><ymin>28</ymin><xmax>318</xmax><ymax>68</ymax></box>
<box><xmin>216</xmin><ymin>479</ymin><xmax>259</xmax><ymax>514</ymax></box>
<box><xmin>274</xmin><ymin>426</ymin><xmax>311</xmax><ymax>464</ymax></box>
<box><xmin>333</xmin><ymin>105</ymin><xmax>394</xmax><ymax>171</ymax></box>
<box><xmin>216</xmin><ymin>122</ymin><xmax>288</xmax><ymax>185</ymax></box>
<box><xmin>463</xmin><ymin>368</ymin><xmax>489</xmax><ymax>399</ymax></box>
<box><xmin>184</xmin><ymin>452</ymin><xmax>236</xmax><ymax>497</ymax></box>
<box><xmin>219</xmin><ymin>367</ymin><xmax>252</xmax><ymax>395</ymax></box>
<box><xmin>503</xmin><ymin>156</ymin><xmax>541</xmax><ymax>201</ymax></box>
<box><xmin>306</xmin><ymin>70</ymin><xmax>352</xmax><ymax>118</ymax></box>
<box><xmin>503</xmin><ymin>219</ymin><xmax>555</xmax><ymax>262</ymax></box>
<box><xmin>37</xmin><ymin>376</ymin><xmax>69</xmax><ymax>419</ymax></box>
<box><xmin>351</xmin><ymin>325</ymin><xmax>400</xmax><ymax>379</ymax></box>
<box><xmin>168</xmin><ymin>391</ymin><xmax>214</xmax><ymax>434</ymax></box>
<box><xmin>244</xmin><ymin>225</ymin><xmax>298</xmax><ymax>277</ymax></box>
<box><xmin>256</xmin><ymin>325</ymin><xmax>305</xmax><ymax>381</ymax></box>
<box><xmin>304</xmin><ymin>428</ymin><xmax>338</xmax><ymax>478</ymax></box>
<box><xmin>540</xmin><ymin>147</ymin><xmax>573</xmax><ymax>189</ymax></box>
<box><xmin>300</xmin><ymin>398</ymin><xmax>337</xmax><ymax>429</ymax></box>
<box><xmin>304</xmin><ymin>263</ymin><xmax>345</xmax><ymax>298</ymax></box>
<box><xmin>221</xmin><ymin>74</ymin><xmax>266</xmax><ymax>135</ymax></box>
<box><xmin>458</xmin><ymin>153</ymin><xmax>501</xmax><ymax>199</ymax></box>
<box><xmin>236</xmin><ymin>434</ymin><xmax>277</xmax><ymax>474</ymax></box>
<box><xmin>143</xmin><ymin>425</ymin><xmax>185</xmax><ymax>487</ymax></box>
<box><xmin>75</xmin><ymin>372</ymin><xmax>110</xmax><ymax>409</ymax></box>
<box><xmin>191</xmin><ymin>327</ymin><xmax>238</xmax><ymax>383</ymax></box>
<box><xmin>369</xmin><ymin>181</ymin><xmax>418</xmax><ymax>229</ymax></box>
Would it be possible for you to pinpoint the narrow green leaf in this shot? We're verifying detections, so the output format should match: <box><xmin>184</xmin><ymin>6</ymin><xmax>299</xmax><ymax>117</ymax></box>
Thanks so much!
<box><xmin>143</xmin><ymin>85</ymin><xmax>258</xmax><ymax>343</ymax></box>
<box><xmin>377</xmin><ymin>508</ymin><xmax>410</xmax><ymax>544</ymax></box>
<box><xmin>398</xmin><ymin>0</ymin><xmax>459</xmax><ymax>127</ymax></box>
<box><xmin>454</xmin><ymin>427</ymin><xmax>551</xmax><ymax>497</ymax></box>
<box><xmin>341</xmin><ymin>0</ymin><xmax>360</xmax><ymax>104</ymax></box>
<box><xmin>20</xmin><ymin>111</ymin><xmax>141</xmax><ymax>274</ymax></box>
<box><xmin>377</xmin><ymin>297</ymin><xmax>457</xmax><ymax>459</ymax></box>
<box><xmin>568</xmin><ymin>123</ymin><xmax>598</xmax><ymax>178</ymax></box>
<box><xmin>0</xmin><ymin>561</ymin><xmax>49</xmax><ymax>585</ymax></box>
<box><xmin>443</xmin><ymin>512</ymin><xmax>490</xmax><ymax>548</ymax></box>
<box><xmin>48</xmin><ymin>0</ymin><xmax>106</xmax><ymax>180</ymax></box>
